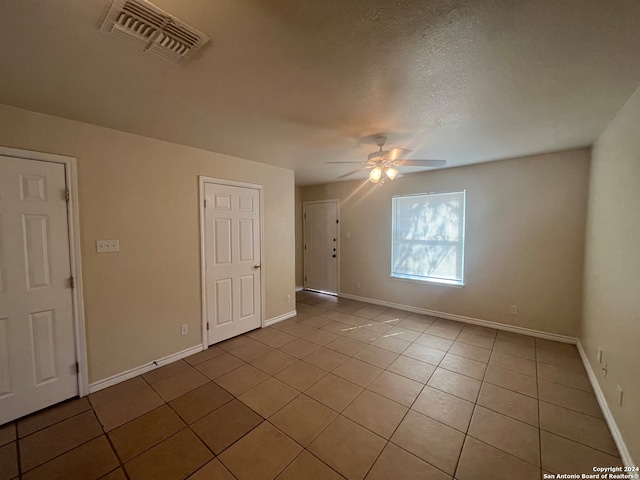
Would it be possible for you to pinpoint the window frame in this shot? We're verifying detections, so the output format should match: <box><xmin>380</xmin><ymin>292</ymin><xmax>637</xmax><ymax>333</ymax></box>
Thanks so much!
<box><xmin>390</xmin><ymin>190</ymin><xmax>466</xmax><ymax>287</ymax></box>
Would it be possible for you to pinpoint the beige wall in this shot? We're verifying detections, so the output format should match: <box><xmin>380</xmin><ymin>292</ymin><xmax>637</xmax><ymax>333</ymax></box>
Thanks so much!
<box><xmin>581</xmin><ymin>86</ymin><xmax>640</xmax><ymax>464</ymax></box>
<box><xmin>295</xmin><ymin>186</ymin><xmax>304</xmax><ymax>288</ymax></box>
<box><xmin>0</xmin><ymin>104</ymin><xmax>295</xmax><ymax>383</ymax></box>
<box><xmin>300</xmin><ymin>149</ymin><xmax>590</xmax><ymax>336</ymax></box>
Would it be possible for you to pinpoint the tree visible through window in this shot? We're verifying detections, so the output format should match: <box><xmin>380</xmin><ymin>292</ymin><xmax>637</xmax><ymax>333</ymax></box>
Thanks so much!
<box><xmin>391</xmin><ymin>191</ymin><xmax>465</xmax><ymax>285</ymax></box>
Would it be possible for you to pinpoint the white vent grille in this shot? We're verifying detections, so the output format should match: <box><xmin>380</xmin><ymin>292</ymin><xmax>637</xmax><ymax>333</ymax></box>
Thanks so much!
<box><xmin>100</xmin><ymin>0</ymin><xmax>209</xmax><ymax>64</ymax></box>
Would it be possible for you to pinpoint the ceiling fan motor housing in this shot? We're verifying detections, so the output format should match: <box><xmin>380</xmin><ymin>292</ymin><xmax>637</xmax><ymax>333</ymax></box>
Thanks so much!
<box><xmin>368</xmin><ymin>150</ymin><xmax>388</xmax><ymax>163</ymax></box>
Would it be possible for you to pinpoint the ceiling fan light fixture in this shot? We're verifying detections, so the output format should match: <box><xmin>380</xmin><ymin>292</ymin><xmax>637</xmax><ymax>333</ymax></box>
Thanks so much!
<box><xmin>385</xmin><ymin>166</ymin><xmax>399</xmax><ymax>180</ymax></box>
<box><xmin>327</xmin><ymin>135</ymin><xmax>447</xmax><ymax>182</ymax></box>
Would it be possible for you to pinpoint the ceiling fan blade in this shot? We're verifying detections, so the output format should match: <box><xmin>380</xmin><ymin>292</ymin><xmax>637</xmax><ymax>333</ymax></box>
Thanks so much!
<box><xmin>382</xmin><ymin>148</ymin><xmax>411</xmax><ymax>161</ymax></box>
<box><xmin>325</xmin><ymin>161</ymin><xmax>369</xmax><ymax>165</ymax></box>
<box><xmin>394</xmin><ymin>159</ymin><xmax>447</xmax><ymax>167</ymax></box>
<box><xmin>337</xmin><ymin>167</ymin><xmax>373</xmax><ymax>179</ymax></box>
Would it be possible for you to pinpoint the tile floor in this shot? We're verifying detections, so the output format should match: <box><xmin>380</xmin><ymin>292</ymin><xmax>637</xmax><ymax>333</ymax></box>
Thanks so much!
<box><xmin>0</xmin><ymin>291</ymin><xmax>623</xmax><ymax>480</ymax></box>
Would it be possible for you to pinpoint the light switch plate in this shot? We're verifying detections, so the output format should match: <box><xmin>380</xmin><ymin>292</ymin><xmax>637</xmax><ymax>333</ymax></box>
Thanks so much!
<box><xmin>96</xmin><ymin>240</ymin><xmax>119</xmax><ymax>253</ymax></box>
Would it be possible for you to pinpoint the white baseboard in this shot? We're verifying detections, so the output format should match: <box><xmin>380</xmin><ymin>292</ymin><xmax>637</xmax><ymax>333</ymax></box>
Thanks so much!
<box><xmin>295</xmin><ymin>286</ymin><xmax>304</xmax><ymax>292</ymax></box>
<box><xmin>88</xmin><ymin>310</ymin><xmax>298</xmax><ymax>394</ymax></box>
<box><xmin>339</xmin><ymin>293</ymin><xmax>576</xmax><ymax>344</ymax></box>
<box><xmin>576</xmin><ymin>340</ymin><xmax>634</xmax><ymax>467</ymax></box>
<box><xmin>264</xmin><ymin>310</ymin><xmax>297</xmax><ymax>327</ymax></box>
<box><xmin>88</xmin><ymin>344</ymin><xmax>204</xmax><ymax>394</ymax></box>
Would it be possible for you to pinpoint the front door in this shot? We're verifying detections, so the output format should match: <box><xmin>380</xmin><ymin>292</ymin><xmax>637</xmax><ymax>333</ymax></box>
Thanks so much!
<box><xmin>204</xmin><ymin>182</ymin><xmax>262</xmax><ymax>345</ymax></box>
<box><xmin>0</xmin><ymin>155</ymin><xmax>78</xmax><ymax>424</ymax></box>
<box><xmin>303</xmin><ymin>201</ymin><xmax>338</xmax><ymax>294</ymax></box>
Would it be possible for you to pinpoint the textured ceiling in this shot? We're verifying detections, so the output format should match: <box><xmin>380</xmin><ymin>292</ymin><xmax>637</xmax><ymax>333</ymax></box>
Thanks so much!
<box><xmin>1</xmin><ymin>0</ymin><xmax>640</xmax><ymax>185</ymax></box>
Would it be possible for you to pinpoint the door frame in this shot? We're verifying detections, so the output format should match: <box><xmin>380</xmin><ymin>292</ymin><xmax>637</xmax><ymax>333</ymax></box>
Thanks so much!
<box><xmin>199</xmin><ymin>176</ymin><xmax>265</xmax><ymax>347</ymax></box>
<box><xmin>302</xmin><ymin>199</ymin><xmax>340</xmax><ymax>295</ymax></box>
<box><xmin>0</xmin><ymin>145</ymin><xmax>89</xmax><ymax>397</ymax></box>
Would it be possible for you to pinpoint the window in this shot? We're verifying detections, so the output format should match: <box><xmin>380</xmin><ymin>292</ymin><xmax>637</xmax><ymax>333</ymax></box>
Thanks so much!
<box><xmin>391</xmin><ymin>191</ymin><xmax>466</xmax><ymax>285</ymax></box>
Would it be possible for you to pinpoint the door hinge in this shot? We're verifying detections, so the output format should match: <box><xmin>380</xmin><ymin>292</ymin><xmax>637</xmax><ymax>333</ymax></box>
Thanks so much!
<box><xmin>64</xmin><ymin>188</ymin><xmax>70</xmax><ymax>202</ymax></box>
<box><xmin>204</xmin><ymin>198</ymin><xmax>207</xmax><ymax>208</ymax></box>
<box><xmin>304</xmin><ymin>245</ymin><xmax>306</xmax><ymax>250</ymax></box>
<box><xmin>336</xmin><ymin>219</ymin><xmax>339</xmax><ymax>224</ymax></box>
<box><xmin>304</xmin><ymin>213</ymin><xmax>306</xmax><ymax>219</ymax></box>
<box><xmin>206</xmin><ymin>322</ymin><xmax>210</xmax><ymax>331</ymax></box>
<box><xmin>75</xmin><ymin>362</ymin><xmax>79</xmax><ymax>373</ymax></box>
<box><xmin>70</xmin><ymin>276</ymin><xmax>75</xmax><ymax>288</ymax></box>
<box><xmin>304</xmin><ymin>276</ymin><xmax>307</xmax><ymax>282</ymax></box>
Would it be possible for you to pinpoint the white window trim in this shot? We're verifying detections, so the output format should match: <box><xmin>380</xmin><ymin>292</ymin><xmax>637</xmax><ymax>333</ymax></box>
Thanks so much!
<box><xmin>390</xmin><ymin>274</ymin><xmax>465</xmax><ymax>288</ymax></box>
<box><xmin>391</xmin><ymin>190</ymin><xmax>466</xmax><ymax>287</ymax></box>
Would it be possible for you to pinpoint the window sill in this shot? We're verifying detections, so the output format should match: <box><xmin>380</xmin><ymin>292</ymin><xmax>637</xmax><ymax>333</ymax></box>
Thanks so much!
<box><xmin>390</xmin><ymin>274</ymin><xmax>464</xmax><ymax>288</ymax></box>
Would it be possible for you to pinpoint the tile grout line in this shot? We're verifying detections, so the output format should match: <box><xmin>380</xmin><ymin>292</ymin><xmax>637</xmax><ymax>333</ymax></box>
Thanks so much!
<box><xmin>101</xmin><ymin>420</ymin><xmax>130</xmax><ymax>480</ymax></box>
<box><xmin>15</xmin><ymin>421</ymin><xmax>23</xmax><ymax>480</ymax></box>
<box><xmin>375</xmin><ymin>330</ymin><xmax>453</xmax><ymax>479</ymax></box>
<box><xmin>299</xmin><ymin>447</ymin><xmax>347</xmax><ymax>480</ymax></box>
<box><xmin>17</xmin><ymin>409</ymin><xmax>105</xmax><ymax>476</ymax></box>
<box><xmin>452</xmin><ymin>326</ymin><xmax>479</xmax><ymax>479</ymax></box>
<box><xmin>14</xmin><ymin>402</ymin><xmax>93</xmax><ymax>440</ymax></box>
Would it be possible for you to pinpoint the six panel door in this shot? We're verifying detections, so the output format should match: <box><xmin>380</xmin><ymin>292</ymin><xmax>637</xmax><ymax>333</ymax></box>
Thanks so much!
<box><xmin>0</xmin><ymin>156</ymin><xmax>78</xmax><ymax>424</ymax></box>
<box><xmin>204</xmin><ymin>183</ymin><xmax>262</xmax><ymax>345</ymax></box>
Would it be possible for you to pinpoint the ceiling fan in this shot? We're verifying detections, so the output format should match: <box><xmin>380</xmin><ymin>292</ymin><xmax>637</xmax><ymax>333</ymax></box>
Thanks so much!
<box><xmin>327</xmin><ymin>136</ymin><xmax>446</xmax><ymax>183</ymax></box>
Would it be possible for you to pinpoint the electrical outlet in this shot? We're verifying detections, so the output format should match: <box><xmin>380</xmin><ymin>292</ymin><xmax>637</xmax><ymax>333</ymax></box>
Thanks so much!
<box><xmin>96</xmin><ymin>240</ymin><xmax>119</xmax><ymax>253</ymax></box>
<box><xmin>597</xmin><ymin>348</ymin><xmax>603</xmax><ymax>364</ymax></box>
<box><xmin>181</xmin><ymin>324</ymin><xmax>188</xmax><ymax>336</ymax></box>
<box><xmin>286</xmin><ymin>294</ymin><xmax>291</xmax><ymax>303</ymax></box>
<box><xmin>602</xmin><ymin>362</ymin><xmax>608</xmax><ymax>378</ymax></box>
<box><xmin>616</xmin><ymin>384</ymin><xmax>623</xmax><ymax>406</ymax></box>
<box><xmin>357</xmin><ymin>281</ymin><xmax>361</xmax><ymax>288</ymax></box>
<box><xmin>510</xmin><ymin>305</ymin><xmax>518</xmax><ymax>315</ymax></box>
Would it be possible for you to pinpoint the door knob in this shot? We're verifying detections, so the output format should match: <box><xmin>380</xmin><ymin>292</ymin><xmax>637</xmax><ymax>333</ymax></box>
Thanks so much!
<box><xmin>254</xmin><ymin>264</ymin><xmax>261</xmax><ymax>269</ymax></box>
<box><xmin>332</xmin><ymin>254</ymin><xmax>336</xmax><ymax>258</ymax></box>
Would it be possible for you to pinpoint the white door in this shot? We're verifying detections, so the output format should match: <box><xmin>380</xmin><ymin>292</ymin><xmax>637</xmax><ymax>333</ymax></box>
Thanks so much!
<box><xmin>303</xmin><ymin>201</ymin><xmax>338</xmax><ymax>294</ymax></box>
<box><xmin>204</xmin><ymin>183</ymin><xmax>262</xmax><ymax>345</ymax></box>
<box><xmin>0</xmin><ymin>156</ymin><xmax>78</xmax><ymax>424</ymax></box>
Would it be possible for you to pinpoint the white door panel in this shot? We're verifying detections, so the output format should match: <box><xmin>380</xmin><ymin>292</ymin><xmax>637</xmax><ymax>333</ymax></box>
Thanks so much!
<box><xmin>304</xmin><ymin>201</ymin><xmax>338</xmax><ymax>294</ymax></box>
<box><xmin>205</xmin><ymin>183</ymin><xmax>261</xmax><ymax>344</ymax></box>
<box><xmin>0</xmin><ymin>156</ymin><xmax>78</xmax><ymax>424</ymax></box>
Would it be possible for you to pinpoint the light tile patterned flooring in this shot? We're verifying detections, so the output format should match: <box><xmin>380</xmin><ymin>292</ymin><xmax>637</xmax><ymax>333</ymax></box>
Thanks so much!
<box><xmin>0</xmin><ymin>291</ymin><xmax>623</xmax><ymax>480</ymax></box>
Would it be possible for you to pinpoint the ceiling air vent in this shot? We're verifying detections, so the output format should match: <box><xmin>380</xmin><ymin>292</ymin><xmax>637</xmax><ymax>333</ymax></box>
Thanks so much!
<box><xmin>100</xmin><ymin>0</ymin><xmax>209</xmax><ymax>64</ymax></box>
